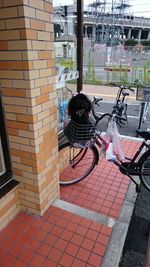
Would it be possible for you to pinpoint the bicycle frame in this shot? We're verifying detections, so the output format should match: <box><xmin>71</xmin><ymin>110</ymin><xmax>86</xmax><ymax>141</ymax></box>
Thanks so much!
<box><xmin>94</xmin><ymin>131</ymin><xmax>150</xmax><ymax>190</ymax></box>
<box><xmin>115</xmin><ymin>87</ymin><xmax>127</xmax><ymax>106</ymax></box>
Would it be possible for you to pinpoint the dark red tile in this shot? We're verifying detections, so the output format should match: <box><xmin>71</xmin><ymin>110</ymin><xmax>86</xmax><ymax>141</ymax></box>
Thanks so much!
<box><xmin>75</xmin><ymin>225</ymin><xmax>88</xmax><ymax>237</ymax></box>
<box><xmin>19</xmin><ymin>248</ymin><xmax>34</xmax><ymax>263</ymax></box>
<box><xmin>81</xmin><ymin>238</ymin><xmax>95</xmax><ymax>251</ymax></box>
<box><xmin>41</xmin><ymin>222</ymin><xmax>53</xmax><ymax>233</ymax></box>
<box><xmin>45</xmin><ymin>234</ymin><xmax>58</xmax><ymax>246</ymax></box>
<box><xmin>88</xmin><ymin>252</ymin><xmax>102</xmax><ymax>267</ymax></box>
<box><xmin>101</xmin><ymin>225</ymin><xmax>112</xmax><ymax>236</ymax></box>
<box><xmin>72</xmin><ymin>258</ymin><xmax>86</xmax><ymax>267</ymax></box>
<box><xmin>38</xmin><ymin>243</ymin><xmax>51</xmax><ymax>257</ymax></box>
<box><xmin>61</xmin><ymin>230</ymin><xmax>73</xmax><ymax>241</ymax></box>
<box><xmin>62</xmin><ymin>210</ymin><xmax>73</xmax><ymax>221</ymax></box>
<box><xmin>54</xmin><ymin>238</ymin><xmax>68</xmax><ymax>251</ymax></box>
<box><xmin>70</xmin><ymin>214</ymin><xmax>82</xmax><ymax>224</ymax></box>
<box><xmin>59</xmin><ymin>253</ymin><xmax>74</xmax><ymax>267</ymax></box>
<box><xmin>48</xmin><ymin>247</ymin><xmax>63</xmax><ymax>262</ymax></box>
<box><xmin>66</xmin><ymin>243</ymin><xmax>79</xmax><ymax>256</ymax></box>
<box><xmin>12</xmin><ymin>260</ymin><xmax>27</xmax><ymax>267</ymax></box>
<box><xmin>93</xmin><ymin>242</ymin><xmax>106</xmax><ymax>256</ymax></box>
<box><xmin>52</xmin><ymin>225</ymin><xmax>63</xmax><ymax>237</ymax></box>
<box><xmin>56</xmin><ymin>218</ymin><xmax>68</xmax><ymax>228</ymax></box>
<box><xmin>28</xmin><ymin>239</ymin><xmax>41</xmax><ymax>251</ymax></box>
<box><xmin>30</xmin><ymin>254</ymin><xmax>45</xmax><ymax>266</ymax></box>
<box><xmin>67</xmin><ymin>222</ymin><xmax>78</xmax><ymax>233</ymax></box>
<box><xmin>97</xmin><ymin>233</ymin><xmax>110</xmax><ymax>246</ymax></box>
<box><xmin>71</xmin><ymin>233</ymin><xmax>84</xmax><ymax>246</ymax></box>
<box><xmin>86</xmin><ymin>229</ymin><xmax>99</xmax><ymax>241</ymax></box>
<box><xmin>43</xmin><ymin>259</ymin><xmax>56</xmax><ymax>267</ymax></box>
<box><xmin>76</xmin><ymin>247</ymin><xmax>91</xmax><ymax>262</ymax></box>
<box><xmin>1</xmin><ymin>254</ymin><xmax>16</xmax><ymax>267</ymax></box>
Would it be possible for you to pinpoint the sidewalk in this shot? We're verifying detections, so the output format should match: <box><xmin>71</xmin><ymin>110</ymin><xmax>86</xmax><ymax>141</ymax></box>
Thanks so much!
<box><xmin>67</xmin><ymin>83</ymin><xmax>137</xmax><ymax>104</ymax></box>
<box><xmin>0</xmin><ymin>137</ymin><xmax>142</xmax><ymax>267</ymax></box>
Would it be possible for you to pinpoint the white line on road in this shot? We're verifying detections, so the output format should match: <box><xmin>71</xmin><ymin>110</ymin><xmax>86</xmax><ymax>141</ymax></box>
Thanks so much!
<box><xmin>96</xmin><ymin>112</ymin><xmax>139</xmax><ymax>119</ymax></box>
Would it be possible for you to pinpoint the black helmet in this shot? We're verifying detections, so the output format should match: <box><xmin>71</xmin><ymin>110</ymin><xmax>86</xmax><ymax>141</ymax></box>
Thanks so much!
<box><xmin>68</xmin><ymin>93</ymin><xmax>92</xmax><ymax>118</ymax></box>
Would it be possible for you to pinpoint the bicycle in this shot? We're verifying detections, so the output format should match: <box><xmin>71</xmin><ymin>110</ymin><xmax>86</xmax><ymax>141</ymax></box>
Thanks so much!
<box><xmin>134</xmin><ymin>78</ymin><xmax>150</xmax><ymax>130</ymax></box>
<box><xmin>59</xmin><ymin>105</ymin><xmax>150</xmax><ymax>193</ymax></box>
<box><xmin>110</xmin><ymin>83</ymin><xmax>135</xmax><ymax>127</ymax></box>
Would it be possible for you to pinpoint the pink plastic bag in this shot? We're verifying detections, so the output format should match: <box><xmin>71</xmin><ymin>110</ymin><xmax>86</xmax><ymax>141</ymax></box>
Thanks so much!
<box><xmin>103</xmin><ymin>118</ymin><xmax>125</xmax><ymax>161</ymax></box>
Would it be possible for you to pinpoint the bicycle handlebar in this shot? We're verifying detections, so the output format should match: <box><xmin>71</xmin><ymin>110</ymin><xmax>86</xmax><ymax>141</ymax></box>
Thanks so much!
<box><xmin>93</xmin><ymin>96</ymin><xmax>103</xmax><ymax>107</ymax></box>
<box><xmin>110</xmin><ymin>83</ymin><xmax>135</xmax><ymax>92</ymax></box>
<box><xmin>95</xmin><ymin>113</ymin><xmax>127</xmax><ymax>126</ymax></box>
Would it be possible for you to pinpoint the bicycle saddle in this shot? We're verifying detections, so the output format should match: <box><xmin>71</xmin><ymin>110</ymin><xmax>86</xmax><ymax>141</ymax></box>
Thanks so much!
<box><xmin>136</xmin><ymin>129</ymin><xmax>150</xmax><ymax>140</ymax></box>
<box><xmin>122</xmin><ymin>92</ymin><xmax>129</xmax><ymax>96</ymax></box>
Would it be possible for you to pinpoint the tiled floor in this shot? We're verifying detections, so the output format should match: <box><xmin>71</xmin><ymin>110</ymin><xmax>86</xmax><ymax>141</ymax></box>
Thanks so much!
<box><xmin>0</xmin><ymin>207</ymin><xmax>112</xmax><ymax>267</ymax></box>
<box><xmin>61</xmin><ymin>139</ymin><xmax>141</xmax><ymax>219</ymax></box>
<box><xmin>0</xmin><ymin>139</ymin><xmax>140</xmax><ymax>267</ymax></box>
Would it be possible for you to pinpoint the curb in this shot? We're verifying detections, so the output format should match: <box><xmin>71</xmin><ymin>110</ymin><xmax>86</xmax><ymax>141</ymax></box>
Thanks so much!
<box><xmin>101</xmin><ymin>177</ymin><xmax>138</xmax><ymax>267</ymax></box>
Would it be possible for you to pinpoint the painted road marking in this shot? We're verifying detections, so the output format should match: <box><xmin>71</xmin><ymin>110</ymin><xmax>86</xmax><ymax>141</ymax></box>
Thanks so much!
<box><xmin>96</xmin><ymin>112</ymin><xmax>140</xmax><ymax>119</ymax></box>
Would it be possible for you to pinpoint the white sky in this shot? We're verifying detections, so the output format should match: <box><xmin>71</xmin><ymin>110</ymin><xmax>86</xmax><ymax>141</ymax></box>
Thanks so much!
<box><xmin>84</xmin><ymin>0</ymin><xmax>150</xmax><ymax>18</ymax></box>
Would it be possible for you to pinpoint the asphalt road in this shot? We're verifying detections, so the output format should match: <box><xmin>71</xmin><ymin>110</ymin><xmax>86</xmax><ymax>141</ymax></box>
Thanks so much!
<box><xmin>119</xmin><ymin>186</ymin><xmax>150</xmax><ymax>267</ymax></box>
<box><xmin>92</xmin><ymin>100</ymin><xmax>150</xmax><ymax>137</ymax></box>
<box><xmin>67</xmin><ymin>83</ymin><xmax>150</xmax><ymax>137</ymax></box>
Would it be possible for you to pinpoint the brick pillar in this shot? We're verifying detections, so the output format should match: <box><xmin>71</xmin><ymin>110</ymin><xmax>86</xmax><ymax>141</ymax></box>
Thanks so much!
<box><xmin>0</xmin><ymin>0</ymin><xmax>59</xmax><ymax>215</ymax></box>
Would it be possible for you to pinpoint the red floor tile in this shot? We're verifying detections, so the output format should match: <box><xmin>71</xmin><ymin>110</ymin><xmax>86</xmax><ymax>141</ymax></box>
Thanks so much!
<box><xmin>0</xmin><ymin>206</ymin><xmax>111</xmax><ymax>267</ymax></box>
<box><xmin>61</xmin><ymin>139</ymin><xmax>140</xmax><ymax>219</ymax></box>
<box><xmin>0</xmin><ymin>139</ymin><xmax>141</xmax><ymax>267</ymax></box>
<box><xmin>30</xmin><ymin>254</ymin><xmax>45</xmax><ymax>267</ymax></box>
<box><xmin>76</xmin><ymin>247</ymin><xmax>91</xmax><ymax>262</ymax></box>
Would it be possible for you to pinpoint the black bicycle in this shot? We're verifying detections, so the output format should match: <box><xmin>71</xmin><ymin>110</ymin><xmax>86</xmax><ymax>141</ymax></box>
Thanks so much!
<box><xmin>111</xmin><ymin>83</ymin><xmax>135</xmax><ymax>126</ymax></box>
<box><xmin>134</xmin><ymin>78</ymin><xmax>150</xmax><ymax>130</ymax></box>
<box><xmin>59</xmin><ymin>107</ymin><xmax>150</xmax><ymax>193</ymax></box>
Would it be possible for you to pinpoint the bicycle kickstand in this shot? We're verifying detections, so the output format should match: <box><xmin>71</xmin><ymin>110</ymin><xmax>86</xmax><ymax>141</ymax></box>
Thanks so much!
<box><xmin>127</xmin><ymin>173</ymin><xmax>141</xmax><ymax>193</ymax></box>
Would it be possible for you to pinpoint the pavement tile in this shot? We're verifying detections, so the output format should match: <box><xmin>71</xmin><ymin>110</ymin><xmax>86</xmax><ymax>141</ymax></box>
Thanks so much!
<box><xmin>0</xmin><ymin>138</ymin><xmax>142</xmax><ymax>266</ymax></box>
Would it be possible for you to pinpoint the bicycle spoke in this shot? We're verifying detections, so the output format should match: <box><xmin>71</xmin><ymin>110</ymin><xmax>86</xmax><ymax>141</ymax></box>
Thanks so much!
<box><xmin>59</xmin><ymin>144</ymin><xmax>97</xmax><ymax>185</ymax></box>
<box><xmin>140</xmin><ymin>153</ymin><xmax>150</xmax><ymax>191</ymax></box>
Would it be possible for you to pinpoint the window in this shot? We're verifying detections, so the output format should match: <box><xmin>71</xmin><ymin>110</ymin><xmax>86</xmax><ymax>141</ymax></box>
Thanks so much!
<box><xmin>0</xmin><ymin>91</ymin><xmax>12</xmax><ymax>189</ymax></box>
<box><xmin>53</xmin><ymin>1</ymin><xmax>78</xmax><ymax>133</ymax></box>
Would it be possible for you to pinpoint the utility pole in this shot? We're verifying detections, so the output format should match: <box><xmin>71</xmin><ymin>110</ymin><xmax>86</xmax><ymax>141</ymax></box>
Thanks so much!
<box><xmin>77</xmin><ymin>0</ymin><xmax>83</xmax><ymax>93</ymax></box>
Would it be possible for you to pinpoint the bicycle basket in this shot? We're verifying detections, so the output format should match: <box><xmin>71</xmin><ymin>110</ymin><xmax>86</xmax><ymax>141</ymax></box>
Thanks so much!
<box><xmin>64</xmin><ymin>119</ymin><xmax>97</xmax><ymax>148</ymax></box>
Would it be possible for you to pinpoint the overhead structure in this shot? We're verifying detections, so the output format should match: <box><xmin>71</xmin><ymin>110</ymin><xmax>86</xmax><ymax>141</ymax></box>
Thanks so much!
<box><xmin>87</xmin><ymin>0</ymin><xmax>131</xmax><ymax>46</ymax></box>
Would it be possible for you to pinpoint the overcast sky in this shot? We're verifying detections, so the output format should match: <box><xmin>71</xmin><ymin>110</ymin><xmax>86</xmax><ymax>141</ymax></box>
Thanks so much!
<box><xmin>84</xmin><ymin>0</ymin><xmax>150</xmax><ymax>18</ymax></box>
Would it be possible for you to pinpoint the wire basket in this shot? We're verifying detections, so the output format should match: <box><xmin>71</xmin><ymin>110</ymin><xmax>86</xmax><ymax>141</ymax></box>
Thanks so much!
<box><xmin>64</xmin><ymin>118</ymin><xmax>99</xmax><ymax>148</ymax></box>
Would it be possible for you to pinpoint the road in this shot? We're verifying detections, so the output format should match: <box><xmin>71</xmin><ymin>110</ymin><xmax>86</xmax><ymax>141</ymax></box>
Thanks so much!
<box><xmin>82</xmin><ymin>84</ymin><xmax>150</xmax><ymax>137</ymax></box>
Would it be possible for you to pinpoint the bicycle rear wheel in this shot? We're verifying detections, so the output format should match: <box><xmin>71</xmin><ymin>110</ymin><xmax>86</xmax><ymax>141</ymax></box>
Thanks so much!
<box><xmin>139</xmin><ymin>149</ymin><xmax>150</xmax><ymax>192</ymax></box>
<box><xmin>59</xmin><ymin>142</ymin><xmax>98</xmax><ymax>185</ymax></box>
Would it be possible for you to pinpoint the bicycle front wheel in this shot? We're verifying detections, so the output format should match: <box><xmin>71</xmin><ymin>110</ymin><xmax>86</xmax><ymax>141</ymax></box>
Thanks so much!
<box><xmin>59</xmin><ymin>142</ymin><xmax>97</xmax><ymax>185</ymax></box>
<box><xmin>139</xmin><ymin>149</ymin><xmax>150</xmax><ymax>192</ymax></box>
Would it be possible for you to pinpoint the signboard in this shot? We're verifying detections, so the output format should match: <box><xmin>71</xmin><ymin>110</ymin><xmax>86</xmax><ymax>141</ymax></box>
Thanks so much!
<box><xmin>143</xmin><ymin>88</ymin><xmax>150</xmax><ymax>102</ymax></box>
<box><xmin>53</xmin><ymin>0</ymin><xmax>74</xmax><ymax>7</ymax></box>
<box><xmin>136</xmin><ymin>86</ymin><xmax>150</xmax><ymax>102</ymax></box>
